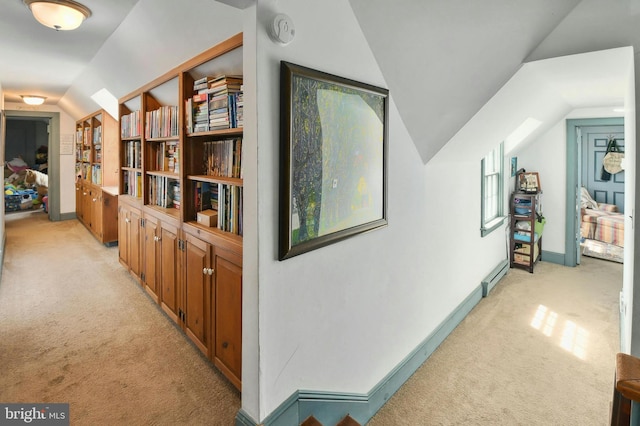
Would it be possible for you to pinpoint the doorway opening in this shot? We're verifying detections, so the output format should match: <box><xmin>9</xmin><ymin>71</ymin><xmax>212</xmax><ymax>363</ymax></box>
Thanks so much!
<box><xmin>3</xmin><ymin>110</ymin><xmax>61</xmax><ymax>221</ymax></box>
<box><xmin>565</xmin><ymin>117</ymin><xmax>625</xmax><ymax>267</ymax></box>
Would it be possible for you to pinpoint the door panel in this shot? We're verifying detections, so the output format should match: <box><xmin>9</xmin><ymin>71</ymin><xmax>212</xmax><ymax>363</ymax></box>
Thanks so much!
<box><xmin>160</xmin><ymin>226</ymin><xmax>179</xmax><ymax>323</ymax></box>
<box><xmin>184</xmin><ymin>235</ymin><xmax>211</xmax><ymax>357</ymax></box>
<box><xmin>143</xmin><ymin>215</ymin><xmax>159</xmax><ymax>303</ymax></box>
<box><xmin>581</xmin><ymin>125</ymin><xmax>625</xmax><ymax>212</ymax></box>
<box><xmin>214</xmin><ymin>255</ymin><xmax>242</xmax><ymax>389</ymax></box>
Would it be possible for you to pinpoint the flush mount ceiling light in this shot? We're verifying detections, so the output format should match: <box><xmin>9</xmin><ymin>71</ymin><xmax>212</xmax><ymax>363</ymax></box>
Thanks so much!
<box><xmin>24</xmin><ymin>0</ymin><xmax>91</xmax><ymax>31</ymax></box>
<box><xmin>21</xmin><ymin>95</ymin><xmax>47</xmax><ymax>105</ymax></box>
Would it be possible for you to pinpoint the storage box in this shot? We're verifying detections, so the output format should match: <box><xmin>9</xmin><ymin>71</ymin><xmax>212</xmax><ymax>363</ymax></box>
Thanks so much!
<box><xmin>197</xmin><ymin>209</ymin><xmax>218</xmax><ymax>227</ymax></box>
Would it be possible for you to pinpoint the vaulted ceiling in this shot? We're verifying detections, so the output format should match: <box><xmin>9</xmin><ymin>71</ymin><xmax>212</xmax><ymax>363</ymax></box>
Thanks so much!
<box><xmin>1</xmin><ymin>0</ymin><xmax>639</xmax><ymax>164</ymax></box>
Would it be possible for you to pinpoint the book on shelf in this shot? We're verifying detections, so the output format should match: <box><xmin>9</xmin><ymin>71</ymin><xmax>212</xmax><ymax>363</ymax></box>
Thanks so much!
<box><xmin>145</xmin><ymin>105</ymin><xmax>179</xmax><ymax>139</ymax></box>
<box><xmin>153</xmin><ymin>141</ymin><xmax>179</xmax><ymax>172</ymax></box>
<box><xmin>203</xmin><ymin>138</ymin><xmax>242</xmax><ymax>178</ymax></box>
<box><xmin>123</xmin><ymin>170</ymin><xmax>143</xmax><ymax>198</ymax></box>
<box><xmin>121</xmin><ymin>110</ymin><xmax>141</xmax><ymax>138</ymax></box>
<box><xmin>185</xmin><ymin>75</ymin><xmax>244</xmax><ymax>133</ymax></box>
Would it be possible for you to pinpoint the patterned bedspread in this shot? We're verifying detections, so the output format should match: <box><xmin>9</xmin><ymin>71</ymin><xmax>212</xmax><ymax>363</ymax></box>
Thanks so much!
<box><xmin>581</xmin><ymin>207</ymin><xmax>624</xmax><ymax>248</ymax></box>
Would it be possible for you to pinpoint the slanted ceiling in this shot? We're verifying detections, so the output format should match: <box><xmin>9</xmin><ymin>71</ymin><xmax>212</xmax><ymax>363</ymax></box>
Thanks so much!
<box><xmin>348</xmin><ymin>0</ymin><xmax>583</xmax><ymax>164</ymax></box>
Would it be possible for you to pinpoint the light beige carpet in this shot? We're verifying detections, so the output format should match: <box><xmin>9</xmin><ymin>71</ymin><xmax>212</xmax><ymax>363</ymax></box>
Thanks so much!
<box><xmin>0</xmin><ymin>211</ymin><xmax>240</xmax><ymax>425</ymax></box>
<box><xmin>369</xmin><ymin>255</ymin><xmax>622</xmax><ymax>426</ymax></box>
<box><xmin>0</xmin><ymin>211</ymin><xmax>623</xmax><ymax>425</ymax></box>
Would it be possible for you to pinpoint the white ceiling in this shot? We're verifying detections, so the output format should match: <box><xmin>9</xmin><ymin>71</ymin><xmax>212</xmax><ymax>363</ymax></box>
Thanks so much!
<box><xmin>0</xmin><ymin>0</ymin><xmax>638</xmax><ymax>165</ymax></box>
<box><xmin>0</xmin><ymin>0</ymin><xmax>140</xmax><ymax>105</ymax></box>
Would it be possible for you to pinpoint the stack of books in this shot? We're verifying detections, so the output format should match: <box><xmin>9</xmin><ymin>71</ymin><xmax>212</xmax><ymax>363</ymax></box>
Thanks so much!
<box><xmin>185</xmin><ymin>75</ymin><xmax>244</xmax><ymax>133</ymax></box>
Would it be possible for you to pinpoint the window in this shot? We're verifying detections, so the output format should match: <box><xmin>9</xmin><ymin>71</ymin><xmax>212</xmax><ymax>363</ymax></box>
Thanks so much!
<box><xmin>481</xmin><ymin>143</ymin><xmax>505</xmax><ymax>236</ymax></box>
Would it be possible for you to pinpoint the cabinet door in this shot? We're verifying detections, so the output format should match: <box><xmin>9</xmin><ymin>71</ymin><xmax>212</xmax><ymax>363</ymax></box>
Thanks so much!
<box><xmin>183</xmin><ymin>234</ymin><xmax>212</xmax><ymax>357</ymax></box>
<box><xmin>82</xmin><ymin>186</ymin><xmax>92</xmax><ymax>226</ymax></box>
<box><xmin>160</xmin><ymin>224</ymin><xmax>180</xmax><ymax>323</ymax></box>
<box><xmin>118</xmin><ymin>205</ymin><xmax>130</xmax><ymax>266</ymax></box>
<box><xmin>92</xmin><ymin>188</ymin><xmax>103</xmax><ymax>238</ymax></box>
<box><xmin>129</xmin><ymin>207</ymin><xmax>142</xmax><ymax>278</ymax></box>
<box><xmin>76</xmin><ymin>183</ymin><xmax>83</xmax><ymax>221</ymax></box>
<box><xmin>213</xmin><ymin>251</ymin><xmax>242</xmax><ymax>390</ymax></box>
<box><xmin>143</xmin><ymin>215</ymin><xmax>160</xmax><ymax>303</ymax></box>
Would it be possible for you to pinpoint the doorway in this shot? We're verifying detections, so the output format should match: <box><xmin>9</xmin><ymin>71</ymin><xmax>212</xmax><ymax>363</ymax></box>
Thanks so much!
<box><xmin>565</xmin><ymin>117</ymin><xmax>625</xmax><ymax>267</ymax></box>
<box><xmin>3</xmin><ymin>110</ymin><xmax>61</xmax><ymax>221</ymax></box>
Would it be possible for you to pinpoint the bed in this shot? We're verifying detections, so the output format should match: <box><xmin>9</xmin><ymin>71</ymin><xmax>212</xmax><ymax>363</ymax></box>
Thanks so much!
<box><xmin>580</xmin><ymin>187</ymin><xmax>624</xmax><ymax>248</ymax></box>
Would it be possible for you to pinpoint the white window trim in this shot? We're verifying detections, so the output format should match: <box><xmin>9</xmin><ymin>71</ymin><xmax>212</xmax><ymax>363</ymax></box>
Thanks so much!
<box><xmin>481</xmin><ymin>143</ymin><xmax>506</xmax><ymax>237</ymax></box>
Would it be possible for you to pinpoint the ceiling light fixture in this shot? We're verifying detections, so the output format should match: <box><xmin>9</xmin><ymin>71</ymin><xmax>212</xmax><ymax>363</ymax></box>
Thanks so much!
<box><xmin>24</xmin><ymin>0</ymin><xmax>91</xmax><ymax>31</ymax></box>
<box><xmin>21</xmin><ymin>95</ymin><xmax>47</xmax><ymax>106</ymax></box>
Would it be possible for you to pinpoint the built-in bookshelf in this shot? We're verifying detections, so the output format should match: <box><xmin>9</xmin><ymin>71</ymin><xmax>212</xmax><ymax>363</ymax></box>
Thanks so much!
<box><xmin>75</xmin><ymin>109</ymin><xmax>119</xmax><ymax>245</ymax></box>
<box><xmin>116</xmin><ymin>33</ymin><xmax>244</xmax><ymax>391</ymax></box>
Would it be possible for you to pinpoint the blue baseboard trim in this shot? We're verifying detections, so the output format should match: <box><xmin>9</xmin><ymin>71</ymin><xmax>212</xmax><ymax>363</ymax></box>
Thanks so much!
<box><xmin>541</xmin><ymin>250</ymin><xmax>564</xmax><ymax>266</ymax></box>
<box><xmin>481</xmin><ymin>258</ymin><xmax>509</xmax><ymax>297</ymax></box>
<box><xmin>241</xmin><ymin>284</ymin><xmax>484</xmax><ymax>425</ymax></box>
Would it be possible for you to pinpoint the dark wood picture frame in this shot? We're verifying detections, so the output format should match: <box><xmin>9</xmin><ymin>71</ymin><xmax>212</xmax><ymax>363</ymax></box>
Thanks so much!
<box><xmin>279</xmin><ymin>61</ymin><xmax>389</xmax><ymax>260</ymax></box>
<box><xmin>518</xmin><ymin>171</ymin><xmax>541</xmax><ymax>193</ymax></box>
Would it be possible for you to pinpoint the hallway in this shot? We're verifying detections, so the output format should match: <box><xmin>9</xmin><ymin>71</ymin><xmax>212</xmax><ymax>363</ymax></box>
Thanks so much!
<box><xmin>0</xmin><ymin>211</ymin><xmax>622</xmax><ymax>425</ymax></box>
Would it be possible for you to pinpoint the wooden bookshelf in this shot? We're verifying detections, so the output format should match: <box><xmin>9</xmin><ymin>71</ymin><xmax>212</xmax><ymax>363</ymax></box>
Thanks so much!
<box><xmin>75</xmin><ymin>109</ymin><xmax>119</xmax><ymax>246</ymax></box>
<box><xmin>116</xmin><ymin>32</ymin><xmax>244</xmax><ymax>391</ymax></box>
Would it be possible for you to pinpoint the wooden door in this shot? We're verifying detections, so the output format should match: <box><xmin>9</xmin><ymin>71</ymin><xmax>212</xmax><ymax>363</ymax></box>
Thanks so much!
<box><xmin>129</xmin><ymin>207</ymin><xmax>142</xmax><ymax>278</ymax></box>
<box><xmin>581</xmin><ymin>124</ymin><xmax>625</xmax><ymax>212</ymax></box>
<box><xmin>118</xmin><ymin>204</ymin><xmax>129</xmax><ymax>266</ymax></box>
<box><xmin>183</xmin><ymin>234</ymin><xmax>212</xmax><ymax>357</ymax></box>
<box><xmin>160</xmin><ymin>224</ymin><xmax>180</xmax><ymax>323</ymax></box>
<box><xmin>82</xmin><ymin>185</ymin><xmax>92</xmax><ymax>225</ymax></box>
<box><xmin>143</xmin><ymin>215</ymin><xmax>160</xmax><ymax>303</ymax></box>
<box><xmin>213</xmin><ymin>249</ymin><xmax>242</xmax><ymax>390</ymax></box>
<box><xmin>75</xmin><ymin>182</ymin><xmax>83</xmax><ymax>221</ymax></box>
<box><xmin>92</xmin><ymin>188</ymin><xmax>103</xmax><ymax>238</ymax></box>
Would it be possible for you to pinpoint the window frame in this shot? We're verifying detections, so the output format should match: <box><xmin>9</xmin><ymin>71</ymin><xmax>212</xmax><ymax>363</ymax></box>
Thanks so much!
<box><xmin>480</xmin><ymin>142</ymin><xmax>506</xmax><ymax>237</ymax></box>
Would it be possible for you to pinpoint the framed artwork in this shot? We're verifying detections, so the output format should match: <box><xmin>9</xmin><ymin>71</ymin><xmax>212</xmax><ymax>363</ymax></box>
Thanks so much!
<box><xmin>511</xmin><ymin>157</ymin><xmax>517</xmax><ymax>177</ymax></box>
<box><xmin>279</xmin><ymin>61</ymin><xmax>389</xmax><ymax>260</ymax></box>
<box><xmin>518</xmin><ymin>171</ymin><xmax>541</xmax><ymax>193</ymax></box>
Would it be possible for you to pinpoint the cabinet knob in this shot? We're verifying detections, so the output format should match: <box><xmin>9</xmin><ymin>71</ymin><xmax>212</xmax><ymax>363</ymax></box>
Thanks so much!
<box><xmin>125</xmin><ymin>218</ymin><xmax>130</xmax><ymax>223</ymax></box>
<box><xmin>209</xmin><ymin>268</ymin><xmax>215</xmax><ymax>276</ymax></box>
<box><xmin>92</xmin><ymin>198</ymin><xmax>97</xmax><ymax>202</ymax></box>
<box><xmin>203</xmin><ymin>267</ymin><xmax>208</xmax><ymax>275</ymax></box>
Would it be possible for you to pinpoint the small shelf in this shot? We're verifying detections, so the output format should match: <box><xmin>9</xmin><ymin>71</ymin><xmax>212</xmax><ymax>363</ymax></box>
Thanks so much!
<box><xmin>510</xmin><ymin>191</ymin><xmax>543</xmax><ymax>273</ymax></box>
<box><xmin>187</xmin><ymin>174</ymin><xmax>243</xmax><ymax>186</ymax></box>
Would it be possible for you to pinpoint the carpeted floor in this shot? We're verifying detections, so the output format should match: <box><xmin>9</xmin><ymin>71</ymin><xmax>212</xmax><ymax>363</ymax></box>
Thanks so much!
<box><xmin>0</xmin><ymin>211</ymin><xmax>240</xmax><ymax>425</ymax></box>
<box><xmin>0</xmin><ymin>211</ymin><xmax>623</xmax><ymax>425</ymax></box>
<box><xmin>369</xmin><ymin>251</ymin><xmax>622</xmax><ymax>426</ymax></box>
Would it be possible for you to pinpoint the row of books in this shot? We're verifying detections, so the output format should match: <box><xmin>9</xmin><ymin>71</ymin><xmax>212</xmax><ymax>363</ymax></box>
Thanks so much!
<box><xmin>91</xmin><ymin>164</ymin><xmax>102</xmax><ymax>185</ymax></box>
<box><xmin>152</xmin><ymin>141</ymin><xmax>179</xmax><ymax>173</ymax></box>
<box><xmin>194</xmin><ymin>181</ymin><xmax>242</xmax><ymax>235</ymax></box>
<box><xmin>148</xmin><ymin>175</ymin><xmax>181</xmax><ymax>209</ymax></box>
<box><xmin>186</xmin><ymin>74</ymin><xmax>244</xmax><ymax>133</ymax></box>
<box><xmin>83</xmin><ymin>127</ymin><xmax>91</xmax><ymax>147</ymax></box>
<box><xmin>121</xmin><ymin>110</ymin><xmax>141</xmax><ymax>138</ymax></box>
<box><xmin>93</xmin><ymin>125</ymin><xmax>102</xmax><ymax>144</ymax></box>
<box><xmin>202</xmin><ymin>138</ymin><xmax>242</xmax><ymax>179</ymax></box>
<box><xmin>123</xmin><ymin>170</ymin><xmax>142</xmax><ymax>197</ymax></box>
<box><xmin>145</xmin><ymin>105</ymin><xmax>179</xmax><ymax>139</ymax></box>
<box><xmin>123</xmin><ymin>140</ymin><xmax>142</xmax><ymax>169</ymax></box>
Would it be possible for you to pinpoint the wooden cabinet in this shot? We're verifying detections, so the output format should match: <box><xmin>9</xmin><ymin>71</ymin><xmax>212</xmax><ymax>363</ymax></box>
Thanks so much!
<box><xmin>116</xmin><ymin>33</ymin><xmax>243</xmax><ymax>390</ymax></box>
<box><xmin>213</xmin><ymin>246</ymin><xmax>242</xmax><ymax>390</ymax></box>
<box><xmin>159</xmin><ymin>222</ymin><xmax>180</xmax><ymax>323</ymax></box>
<box><xmin>75</xmin><ymin>109</ymin><xmax>119</xmax><ymax>245</ymax></box>
<box><xmin>510</xmin><ymin>192</ymin><xmax>543</xmax><ymax>273</ymax></box>
<box><xmin>118</xmin><ymin>200</ymin><xmax>142</xmax><ymax>282</ymax></box>
<box><xmin>183</xmin><ymin>233</ymin><xmax>213</xmax><ymax>358</ymax></box>
<box><xmin>143</xmin><ymin>214</ymin><xmax>160</xmax><ymax>303</ymax></box>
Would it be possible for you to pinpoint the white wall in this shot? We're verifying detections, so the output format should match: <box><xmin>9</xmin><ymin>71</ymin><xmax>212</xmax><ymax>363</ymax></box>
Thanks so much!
<box><xmin>249</xmin><ymin>0</ymin><xmax>510</xmax><ymax>420</ymax></box>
